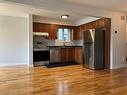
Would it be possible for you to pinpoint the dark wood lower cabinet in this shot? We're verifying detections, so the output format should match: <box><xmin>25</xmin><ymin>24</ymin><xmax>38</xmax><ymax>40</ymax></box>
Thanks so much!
<box><xmin>75</xmin><ymin>48</ymin><xmax>83</xmax><ymax>64</ymax></box>
<box><xmin>61</xmin><ymin>48</ymin><xmax>75</xmax><ymax>63</ymax></box>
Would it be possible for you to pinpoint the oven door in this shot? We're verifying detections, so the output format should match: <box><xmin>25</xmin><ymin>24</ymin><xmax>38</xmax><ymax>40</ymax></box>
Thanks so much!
<box><xmin>33</xmin><ymin>50</ymin><xmax>50</xmax><ymax>66</ymax></box>
<box><xmin>33</xmin><ymin>50</ymin><xmax>50</xmax><ymax>62</ymax></box>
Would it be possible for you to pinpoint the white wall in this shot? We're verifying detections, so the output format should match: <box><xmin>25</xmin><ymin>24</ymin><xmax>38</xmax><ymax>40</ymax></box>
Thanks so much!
<box><xmin>0</xmin><ymin>15</ymin><xmax>28</xmax><ymax>66</ymax></box>
<box><xmin>110</xmin><ymin>14</ymin><xmax>126</xmax><ymax>69</ymax></box>
<box><xmin>27</xmin><ymin>14</ymin><xmax>33</xmax><ymax>67</ymax></box>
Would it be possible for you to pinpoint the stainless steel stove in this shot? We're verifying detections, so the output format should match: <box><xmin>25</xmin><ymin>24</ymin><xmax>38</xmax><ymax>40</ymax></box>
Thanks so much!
<box><xmin>33</xmin><ymin>32</ymin><xmax>50</xmax><ymax>67</ymax></box>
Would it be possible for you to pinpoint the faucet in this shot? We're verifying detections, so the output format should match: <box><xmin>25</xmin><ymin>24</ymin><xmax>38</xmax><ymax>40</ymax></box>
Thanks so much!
<box><xmin>63</xmin><ymin>41</ymin><xmax>66</xmax><ymax>46</ymax></box>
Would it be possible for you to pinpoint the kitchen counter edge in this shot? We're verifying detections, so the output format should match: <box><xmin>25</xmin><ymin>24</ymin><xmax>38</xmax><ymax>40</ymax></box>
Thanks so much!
<box><xmin>48</xmin><ymin>46</ymin><xmax>82</xmax><ymax>48</ymax></box>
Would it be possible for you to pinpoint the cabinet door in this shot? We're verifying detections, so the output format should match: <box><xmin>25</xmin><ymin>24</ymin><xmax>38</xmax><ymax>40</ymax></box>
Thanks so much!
<box><xmin>49</xmin><ymin>24</ymin><xmax>57</xmax><ymax>40</ymax></box>
<box><xmin>96</xmin><ymin>19</ymin><xmax>105</xmax><ymax>28</ymax></box>
<box><xmin>33</xmin><ymin>23</ymin><xmax>40</xmax><ymax>32</ymax></box>
<box><xmin>75</xmin><ymin>48</ymin><xmax>83</xmax><ymax>64</ymax></box>
<box><xmin>67</xmin><ymin>48</ymin><xmax>75</xmax><ymax>61</ymax></box>
<box><xmin>73</xmin><ymin>26</ymin><xmax>82</xmax><ymax>40</ymax></box>
<box><xmin>61</xmin><ymin>48</ymin><xmax>75</xmax><ymax>62</ymax></box>
<box><xmin>33</xmin><ymin>22</ymin><xmax>50</xmax><ymax>32</ymax></box>
<box><xmin>61</xmin><ymin>48</ymin><xmax>68</xmax><ymax>62</ymax></box>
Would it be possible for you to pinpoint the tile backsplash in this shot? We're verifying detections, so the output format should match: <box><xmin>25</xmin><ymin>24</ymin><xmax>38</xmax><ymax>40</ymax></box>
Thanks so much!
<box><xmin>47</xmin><ymin>40</ymin><xmax>55</xmax><ymax>46</ymax></box>
<box><xmin>72</xmin><ymin>40</ymin><xmax>83</xmax><ymax>46</ymax></box>
<box><xmin>47</xmin><ymin>40</ymin><xmax>83</xmax><ymax>46</ymax></box>
<box><xmin>33</xmin><ymin>35</ymin><xmax>82</xmax><ymax>48</ymax></box>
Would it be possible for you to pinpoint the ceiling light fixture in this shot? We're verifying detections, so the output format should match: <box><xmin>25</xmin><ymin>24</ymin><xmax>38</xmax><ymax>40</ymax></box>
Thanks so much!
<box><xmin>61</xmin><ymin>15</ymin><xmax>69</xmax><ymax>19</ymax></box>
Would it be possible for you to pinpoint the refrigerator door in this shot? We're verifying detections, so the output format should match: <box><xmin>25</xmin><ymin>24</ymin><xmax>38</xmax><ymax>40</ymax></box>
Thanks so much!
<box><xmin>83</xmin><ymin>29</ymin><xmax>95</xmax><ymax>44</ymax></box>
<box><xmin>83</xmin><ymin>43</ymin><xmax>94</xmax><ymax>69</ymax></box>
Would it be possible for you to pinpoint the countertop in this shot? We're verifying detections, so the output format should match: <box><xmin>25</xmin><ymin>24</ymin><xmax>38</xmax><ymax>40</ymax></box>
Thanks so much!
<box><xmin>48</xmin><ymin>46</ymin><xmax>82</xmax><ymax>48</ymax></box>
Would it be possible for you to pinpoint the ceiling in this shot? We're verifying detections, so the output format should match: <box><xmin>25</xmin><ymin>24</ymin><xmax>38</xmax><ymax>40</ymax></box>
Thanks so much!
<box><xmin>3</xmin><ymin>0</ymin><xmax>127</xmax><ymax>13</ymax></box>
<box><xmin>1</xmin><ymin>0</ymin><xmax>127</xmax><ymax>24</ymax></box>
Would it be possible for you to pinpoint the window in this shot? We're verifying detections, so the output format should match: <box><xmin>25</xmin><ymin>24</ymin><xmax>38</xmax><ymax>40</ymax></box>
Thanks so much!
<box><xmin>57</xmin><ymin>28</ymin><xmax>73</xmax><ymax>42</ymax></box>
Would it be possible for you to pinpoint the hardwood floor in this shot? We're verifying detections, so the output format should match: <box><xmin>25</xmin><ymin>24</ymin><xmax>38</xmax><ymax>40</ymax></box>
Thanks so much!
<box><xmin>0</xmin><ymin>65</ymin><xmax>127</xmax><ymax>95</ymax></box>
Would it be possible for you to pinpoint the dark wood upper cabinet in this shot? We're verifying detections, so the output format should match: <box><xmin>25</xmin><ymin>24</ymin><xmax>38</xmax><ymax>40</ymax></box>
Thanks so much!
<box><xmin>33</xmin><ymin>22</ymin><xmax>50</xmax><ymax>32</ymax></box>
<box><xmin>73</xmin><ymin>26</ymin><xmax>82</xmax><ymax>40</ymax></box>
<box><xmin>33</xmin><ymin>22</ymin><xmax>57</xmax><ymax>40</ymax></box>
<box><xmin>33</xmin><ymin>23</ymin><xmax>39</xmax><ymax>32</ymax></box>
<box><xmin>49</xmin><ymin>24</ymin><xmax>57</xmax><ymax>40</ymax></box>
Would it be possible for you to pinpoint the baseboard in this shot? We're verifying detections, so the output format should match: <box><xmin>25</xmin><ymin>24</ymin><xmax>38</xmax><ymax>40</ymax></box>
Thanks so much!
<box><xmin>0</xmin><ymin>63</ymin><xmax>27</xmax><ymax>67</ymax></box>
<box><xmin>110</xmin><ymin>63</ymin><xmax>127</xmax><ymax>69</ymax></box>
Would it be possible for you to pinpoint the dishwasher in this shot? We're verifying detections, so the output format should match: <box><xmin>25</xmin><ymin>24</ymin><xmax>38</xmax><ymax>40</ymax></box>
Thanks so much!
<box><xmin>50</xmin><ymin>48</ymin><xmax>61</xmax><ymax>63</ymax></box>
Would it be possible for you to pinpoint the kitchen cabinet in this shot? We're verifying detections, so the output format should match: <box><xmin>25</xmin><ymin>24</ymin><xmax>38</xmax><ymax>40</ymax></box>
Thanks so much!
<box><xmin>61</xmin><ymin>48</ymin><xmax>75</xmax><ymax>62</ymax></box>
<box><xmin>97</xmin><ymin>18</ymin><xmax>105</xmax><ymax>28</ymax></box>
<box><xmin>33</xmin><ymin>22</ymin><xmax>50</xmax><ymax>32</ymax></box>
<box><xmin>33</xmin><ymin>22</ymin><xmax>57</xmax><ymax>40</ymax></box>
<box><xmin>49</xmin><ymin>24</ymin><xmax>57</xmax><ymax>39</ymax></box>
<box><xmin>73</xmin><ymin>26</ymin><xmax>82</xmax><ymax>40</ymax></box>
<box><xmin>33</xmin><ymin>22</ymin><xmax>39</xmax><ymax>32</ymax></box>
<box><xmin>78</xmin><ymin>18</ymin><xmax>106</xmax><ymax>32</ymax></box>
<box><xmin>75</xmin><ymin>47</ymin><xmax>83</xmax><ymax>64</ymax></box>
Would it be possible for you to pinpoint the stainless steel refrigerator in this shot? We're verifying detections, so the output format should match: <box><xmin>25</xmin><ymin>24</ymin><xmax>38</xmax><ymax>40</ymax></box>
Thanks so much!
<box><xmin>83</xmin><ymin>27</ymin><xmax>105</xmax><ymax>70</ymax></box>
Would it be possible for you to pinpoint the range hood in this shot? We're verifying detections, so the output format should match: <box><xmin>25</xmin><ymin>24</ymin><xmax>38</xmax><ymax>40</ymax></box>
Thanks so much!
<box><xmin>33</xmin><ymin>32</ymin><xmax>49</xmax><ymax>37</ymax></box>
